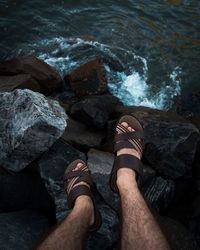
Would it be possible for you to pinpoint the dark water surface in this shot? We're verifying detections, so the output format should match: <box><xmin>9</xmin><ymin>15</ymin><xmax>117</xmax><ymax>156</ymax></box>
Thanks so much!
<box><xmin>0</xmin><ymin>0</ymin><xmax>200</xmax><ymax>109</ymax></box>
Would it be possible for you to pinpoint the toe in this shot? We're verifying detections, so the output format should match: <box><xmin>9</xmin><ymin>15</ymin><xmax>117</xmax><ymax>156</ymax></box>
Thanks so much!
<box><xmin>116</xmin><ymin>121</ymin><xmax>129</xmax><ymax>134</ymax></box>
<box><xmin>121</xmin><ymin>122</ymin><xmax>128</xmax><ymax>128</ymax></box>
<box><xmin>73</xmin><ymin>162</ymin><xmax>84</xmax><ymax>171</ymax></box>
<box><xmin>128</xmin><ymin>126</ymin><xmax>132</xmax><ymax>131</ymax></box>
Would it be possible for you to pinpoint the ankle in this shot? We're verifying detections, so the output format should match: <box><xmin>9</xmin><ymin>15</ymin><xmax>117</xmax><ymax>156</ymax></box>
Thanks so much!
<box><xmin>116</xmin><ymin>168</ymin><xmax>138</xmax><ymax>191</ymax></box>
<box><xmin>74</xmin><ymin>195</ymin><xmax>94</xmax><ymax>226</ymax></box>
<box><xmin>75</xmin><ymin>195</ymin><xmax>93</xmax><ymax>208</ymax></box>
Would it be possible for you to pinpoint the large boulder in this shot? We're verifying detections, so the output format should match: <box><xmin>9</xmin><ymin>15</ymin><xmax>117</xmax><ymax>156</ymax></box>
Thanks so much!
<box><xmin>39</xmin><ymin>139</ymin><xmax>86</xmax><ymax>221</ymax></box>
<box><xmin>0</xmin><ymin>74</ymin><xmax>40</xmax><ymax>92</ymax></box>
<box><xmin>0</xmin><ymin>56</ymin><xmax>64</xmax><ymax>94</ymax></box>
<box><xmin>114</xmin><ymin>106</ymin><xmax>200</xmax><ymax>179</ymax></box>
<box><xmin>0</xmin><ymin>89</ymin><xmax>67</xmax><ymax>172</ymax></box>
<box><xmin>0</xmin><ymin>210</ymin><xmax>49</xmax><ymax>250</ymax></box>
<box><xmin>64</xmin><ymin>58</ymin><xmax>107</xmax><ymax>97</ymax></box>
<box><xmin>70</xmin><ymin>94</ymin><xmax>121</xmax><ymax>129</ymax></box>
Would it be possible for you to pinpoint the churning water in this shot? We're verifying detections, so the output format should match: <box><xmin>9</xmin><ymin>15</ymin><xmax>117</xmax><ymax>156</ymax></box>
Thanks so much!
<box><xmin>0</xmin><ymin>0</ymin><xmax>200</xmax><ymax>110</ymax></box>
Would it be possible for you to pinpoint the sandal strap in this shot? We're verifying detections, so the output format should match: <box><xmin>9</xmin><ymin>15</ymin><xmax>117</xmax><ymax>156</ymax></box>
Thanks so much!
<box><xmin>67</xmin><ymin>185</ymin><xmax>92</xmax><ymax>209</ymax></box>
<box><xmin>115</xmin><ymin>130</ymin><xmax>144</xmax><ymax>142</ymax></box>
<box><xmin>113</xmin><ymin>154</ymin><xmax>143</xmax><ymax>176</ymax></box>
<box><xmin>114</xmin><ymin>141</ymin><xmax>143</xmax><ymax>155</ymax></box>
<box><xmin>64</xmin><ymin>171</ymin><xmax>93</xmax><ymax>193</ymax></box>
<box><xmin>64</xmin><ymin>170</ymin><xmax>92</xmax><ymax>181</ymax></box>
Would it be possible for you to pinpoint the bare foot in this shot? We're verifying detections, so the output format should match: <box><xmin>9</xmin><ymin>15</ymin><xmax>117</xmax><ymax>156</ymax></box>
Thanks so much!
<box><xmin>116</xmin><ymin>122</ymin><xmax>142</xmax><ymax>190</ymax></box>
<box><xmin>69</xmin><ymin>162</ymin><xmax>95</xmax><ymax>226</ymax></box>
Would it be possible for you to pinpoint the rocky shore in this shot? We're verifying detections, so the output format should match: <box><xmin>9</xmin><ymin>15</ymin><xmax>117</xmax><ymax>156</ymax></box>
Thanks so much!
<box><xmin>0</xmin><ymin>56</ymin><xmax>200</xmax><ymax>250</ymax></box>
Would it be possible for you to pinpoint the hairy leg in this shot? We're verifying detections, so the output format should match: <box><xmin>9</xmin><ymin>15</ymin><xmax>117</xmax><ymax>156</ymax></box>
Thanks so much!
<box><xmin>37</xmin><ymin>163</ymin><xmax>94</xmax><ymax>250</ymax></box>
<box><xmin>37</xmin><ymin>196</ymin><xmax>93</xmax><ymax>250</ymax></box>
<box><xmin>117</xmin><ymin>123</ymin><xmax>170</xmax><ymax>250</ymax></box>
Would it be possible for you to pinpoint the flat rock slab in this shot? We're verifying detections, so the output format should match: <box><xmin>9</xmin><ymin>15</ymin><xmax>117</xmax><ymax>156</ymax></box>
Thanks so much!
<box><xmin>0</xmin><ymin>210</ymin><xmax>49</xmax><ymax>250</ymax></box>
<box><xmin>116</xmin><ymin>106</ymin><xmax>200</xmax><ymax>178</ymax></box>
<box><xmin>64</xmin><ymin>58</ymin><xmax>107</xmax><ymax>96</ymax></box>
<box><xmin>0</xmin><ymin>56</ymin><xmax>64</xmax><ymax>94</ymax></box>
<box><xmin>0</xmin><ymin>89</ymin><xmax>67</xmax><ymax>172</ymax></box>
<box><xmin>39</xmin><ymin>139</ymin><xmax>86</xmax><ymax>221</ymax></box>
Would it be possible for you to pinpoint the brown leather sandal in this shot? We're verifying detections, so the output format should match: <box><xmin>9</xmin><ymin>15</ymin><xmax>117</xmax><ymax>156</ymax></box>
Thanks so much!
<box><xmin>110</xmin><ymin>115</ymin><xmax>144</xmax><ymax>193</ymax></box>
<box><xmin>64</xmin><ymin>159</ymin><xmax>102</xmax><ymax>232</ymax></box>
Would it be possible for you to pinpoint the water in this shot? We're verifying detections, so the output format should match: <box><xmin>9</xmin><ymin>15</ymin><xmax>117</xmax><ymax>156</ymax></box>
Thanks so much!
<box><xmin>0</xmin><ymin>0</ymin><xmax>200</xmax><ymax>110</ymax></box>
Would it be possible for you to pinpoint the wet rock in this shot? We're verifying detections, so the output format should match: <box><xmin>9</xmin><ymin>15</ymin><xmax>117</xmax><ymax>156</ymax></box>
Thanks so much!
<box><xmin>142</xmin><ymin>177</ymin><xmax>175</xmax><ymax>212</ymax></box>
<box><xmin>0</xmin><ymin>210</ymin><xmax>49</xmax><ymax>250</ymax></box>
<box><xmin>159</xmin><ymin>216</ymin><xmax>200</xmax><ymax>250</ymax></box>
<box><xmin>116</xmin><ymin>106</ymin><xmax>200</xmax><ymax>178</ymax></box>
<box><xmin>0</xmin><ymin>56</ymin><xmax>64</xmax><ymax>94</ymax></box>
<box><xmin>64</xmin><ymin>58</ymin><xmax>107</xmax><ymax>97</ymax></box>
<box><xmin>0</xmin><ymin>89</ymin><xmax>67</xmax><ymax>172</ymax></box>
<box><xmin>0</xmin><ymin>74</ymin><xmax>40</xmax><ymax>92</ymax></box>
<box><xmin>62</xmin><ymin>117</ymin><xmax>105</xmax><ymax>149</ymax></box>
<box><xmin>70</xmin><ymin>94</ymin><xmax>121</xmax><ymax>129</ymax></box>
<box><xmin>39</xmin><ymin>139</ymin><xmax>86</xmax><ymax>221</ymax></box>
<box><xmin>0</xmin><ymin>173</ymin><xmax>55</xmax><ymax>220</ymax></box>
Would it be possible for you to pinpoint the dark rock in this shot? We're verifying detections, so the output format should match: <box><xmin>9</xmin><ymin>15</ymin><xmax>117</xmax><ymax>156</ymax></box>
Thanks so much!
<box><xmin>0</xmin><ymin>173</ymin><xmax>55</xmax><ymax>220</ymax></box>
<box><xmin>115</xmin><ymin>105</ymin><xmax>200</xmax><ymax>178</ymax></box>
<box><xmin>64</xmin><ymin>58</ymin><xmax>107</xmax><ymax>97</ymax></box>
<box><xmin>70</xmin><ymin>94</ymin><xmax>121</xmax><ymax>129</ymax></box>
<box><xmin>87</xmin><ymin>149</ymin><xmax>119</xmax><ymax>210</ymax></box>
<box><xmin>88</xmin><ymin>149</ymin><xmax>158</xmax><ymax>211</ymax></box>
<box><xmin>0</xmin><ymin>89</ymin><xmax>67</xmax><ymax>172</ymax></box>
<box><xmin>39</xmin><ymin>139</ymin><xmax>85</xmax><ymax>221</ymax></box>
<box><xmin>141</xmin><ymin>177</ymin><xmax>175</xmax><ymax>212</ymax></box>
<box><xmin>0</xmin><ymin>74</ymin><xmax>40</xmax><ymax>92</ymax></box>
<box><xmin>62</xmin><ymin>117</ymin><xmax>105</xmax><ymax>149</ymax></box>
<box><xmin>174</xmin><ymin>91</ymin><xmax>200</xmax><ymax>117</ymax></box>
<box><xmin>159</xmin><ymin>216</ymin><xmax>200</xmax><ymax>250</ymax></box>
<box><xmin>0</xmin><ymin>56</ymin><xmax>64</xmax><ymax>94</ymax></box>
<box><xmin>58</xmin><ymin>91</ymin><xmax>79</xmax><ymax>113</ymax></box>
<box><xmin>87</xmin><ymin>203</ymin><xmax>118</xmax><ymax>250</ymax></box>
<box><xmin>189</xmin><ymin>218</ymin><xmax>200</xmax><ymax>246</ymax></box>
<box><xmin>0</xmin><ymin>210</ymin><xmax>49</xmax><ymax>250</ymax></box>
<box><xmin>189</xmin><ymin>195</ymin><xmax>200</xmax><ymax>245</ymax></box>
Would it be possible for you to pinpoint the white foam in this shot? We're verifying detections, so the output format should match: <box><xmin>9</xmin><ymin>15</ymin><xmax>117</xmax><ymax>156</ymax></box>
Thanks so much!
<box><xmin>108</xmin><ymin>68</ymin><xmax>154</xmax><ymax>108</ymax></box>
<box><xmin>108</xmin><ymin>66</ymin><xmax>181</xmax><ymax>110</ymax></box>
<box><xmin>17</xmin><ymin>36</ymin><xmax>181</xmax><ymax>110</ymax></box>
